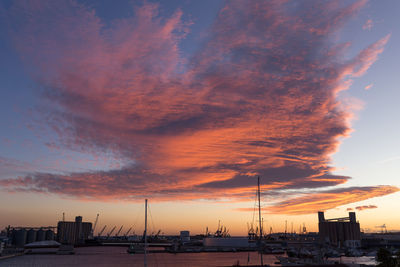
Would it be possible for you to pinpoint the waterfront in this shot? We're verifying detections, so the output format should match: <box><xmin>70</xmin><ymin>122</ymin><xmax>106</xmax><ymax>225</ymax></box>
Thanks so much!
<box><xmin>1</xmin><ymin>246</ymin><xmax>379</xmax><ymax>266</ymax></box>
<box><xmin>1</xmin><ymin>246</ymin><xmax>280</xmax><ymax>267</ymax></box>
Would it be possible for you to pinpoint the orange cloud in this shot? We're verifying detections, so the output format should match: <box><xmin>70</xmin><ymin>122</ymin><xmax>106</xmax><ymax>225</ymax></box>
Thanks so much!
<box><xmin>0</xmin><ymin>1</ymin><xmax>393</xmax><ymax>203</ymax></box>
<box><xmin>265</xmin><ymin>186</ymin><xmax>398</xmax><ymax>215</ymax></box>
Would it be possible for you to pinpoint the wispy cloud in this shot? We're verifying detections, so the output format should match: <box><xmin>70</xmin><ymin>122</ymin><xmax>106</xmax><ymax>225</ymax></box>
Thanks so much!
<box><xmin>378</xmin><ymin>156</ymin><xmax>400</xmax><ymax>164</ymax></box>
<box><xmin>355</xmin><ymin>205</ymin><xmax>377</xmax><ymax>211</ymax></box>
<box><xmin>262</xmin><ymin>186</ymin><xmax>397</xmax><ymax>215</ymax></box>
<box><xmin>0</xmin><ymin>0</ymin><xmax>394</xmax><ymax>208</ymax></box>
<box><xmin>364</xmin><ymin>83</ymin><xmax>373</xmax><ymax>90</ymax></box>
<box><xmin>363</xmin><ymin>19</ymin><xmax>374</xmax><ymax>30</ymax></box>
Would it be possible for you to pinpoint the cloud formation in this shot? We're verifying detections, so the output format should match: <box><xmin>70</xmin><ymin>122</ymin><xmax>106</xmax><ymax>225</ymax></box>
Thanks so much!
<box><xmin>347</xmin><ymin>204</ymin><xmax>378</xmax><ymax>211</ymax></box>
<box><xmin>364</xmin><ymin>83</ymin><xmax>373</xmax><ymax>90</ymax></box>
<box><xmin>355</xmin><ymin>205</ymin><xmax>378</xmax><ymax>211</ymax></box>
<box><xmin>265</xmin><ymin>186</ymin><xmax>398</xmax><ymax>215</ymax></box>
<box><xmin>0</xmin><ymin>0</ymin><xmax>396</xmax><ymax>211</ymax></box>
<box><xmin>363</xmin><ymin>19</ymin><xmax>374</xmax><ymax>30</ymax></box>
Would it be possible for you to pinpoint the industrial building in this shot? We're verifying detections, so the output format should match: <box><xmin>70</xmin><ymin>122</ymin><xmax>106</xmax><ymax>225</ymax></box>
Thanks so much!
<box><xmin>6</xmin><ymin>226</ymin><xmax>55</xmax><ymax>247</ymax></box>
<box><xmin>318</xmin><ymin>211</ymin><xmax>361</xmax><ymax>248</ymax></box>
<box><xmin>57</xmin><ymin>216</ymin><xmax>92</xmax><ymax>245</ymax></box>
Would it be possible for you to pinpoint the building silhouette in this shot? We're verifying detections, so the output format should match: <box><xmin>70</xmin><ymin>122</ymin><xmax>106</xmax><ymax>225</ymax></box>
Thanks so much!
<box><xmin>318</xmin><ymin>211</ymin><xmax>361</xmax><ymax>247</ymax></box>
<box><xmin>57</xmin><ymin>216</ymin><xmax>92</xmax><ymax>245</ymax></box>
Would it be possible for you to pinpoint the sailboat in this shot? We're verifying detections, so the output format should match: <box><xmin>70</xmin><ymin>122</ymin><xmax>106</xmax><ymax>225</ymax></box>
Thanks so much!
<box><xmin>256</xmin><ymin>176</ymin><xmax>265</xmax><ymax>266</ymax></box>
<box><xmin>127</xmin><ymin>199</ymin><xmax>148</xmax><ymax>262</ymax></box>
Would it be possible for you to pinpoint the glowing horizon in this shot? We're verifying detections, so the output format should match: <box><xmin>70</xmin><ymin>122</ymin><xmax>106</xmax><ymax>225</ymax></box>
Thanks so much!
<box><xmin>0</xmin><ymin>0</ymin><xmax>399</xmax><ymax>235</ymax></box>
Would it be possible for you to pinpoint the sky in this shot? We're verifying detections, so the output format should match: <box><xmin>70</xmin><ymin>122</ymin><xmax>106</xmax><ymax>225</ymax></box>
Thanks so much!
<box><xmin>0</xmin><ymin>0</ymin><xmax>399</xmax><ymax>236</ymax></box>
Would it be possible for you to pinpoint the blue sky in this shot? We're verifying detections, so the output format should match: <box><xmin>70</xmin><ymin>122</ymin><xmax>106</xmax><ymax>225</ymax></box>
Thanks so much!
<box><xmin>0</xmin><ymin>0</ymin><xmax>399</xmax><ymax>234</ymax></box>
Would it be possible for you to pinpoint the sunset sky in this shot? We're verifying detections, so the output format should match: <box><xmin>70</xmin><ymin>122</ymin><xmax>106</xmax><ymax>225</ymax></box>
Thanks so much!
<box><xmin>0</xmin><ymin>0</ymin><xmax>399</xmax><ymax>236</ymax></box>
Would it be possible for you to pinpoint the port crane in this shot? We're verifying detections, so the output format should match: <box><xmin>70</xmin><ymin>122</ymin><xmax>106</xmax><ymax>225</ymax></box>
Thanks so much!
<box><xmin>93</xmin><ymin>214</ymin><xmax>99</xmax><ymax>232</ymax></box>
<box><xmin>247</xmin><ymin>222</ymin><xmax>256</xmax><ymax>240</ymax></box>
<box><xmin>375</xmin><ymin>224</ymin><xmax>387</xmax><ymax>233</ymax></box>
<box><xmin>98</xmin><ymin>225</ymin><xmax>107</xmax><ymax>237</ymax></box>
<box><xmin>153</xmin><ymin>229</ymin><xmax>162</xmax><ymax>239</ymax></box>
<box><xmin>214</xmin><ymin>220</ymin><xmax>230</xmax><ymax>237</ymax></box>
<box><xmin>107</xmin><ymin>226</ymin><xmax>116</xmax><ymax>238</ymax></box>
<box><xmin>205</xmin><ymin>226</ymin><xmax>211</xmax><ymax>237</ymax></box>
<box><xmin>90</xmin><ymin>213</ymin><xmax>99</xmax><ymax>238</ymax></box>
<box><xmin>115</xmin><ymin>225</ymin><xmax>123</xmax><ymax>237</ymax></box>
<box><xmin>124</xmin><ymin>227</ymin><xmax>132</xmax><ymax>237</ymax></box>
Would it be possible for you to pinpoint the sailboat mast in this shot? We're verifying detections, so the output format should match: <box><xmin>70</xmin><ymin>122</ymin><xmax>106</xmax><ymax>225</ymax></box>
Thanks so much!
<box><xmin>258</xmin><ymin>176</ymin><xmax>263</xmax><ymax>238</ymax></box>
<box><xmin>144</xmin><ymin>199</ymin><xmax>148</xmax><ymax>267</ymax></box>
<box><xmin>257</xmin><ymin>176</ymin><xmax>264</xmax><ymax>266</ymax></box>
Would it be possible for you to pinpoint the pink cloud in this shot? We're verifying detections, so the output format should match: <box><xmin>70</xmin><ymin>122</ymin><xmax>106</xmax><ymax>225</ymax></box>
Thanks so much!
<box><xmin>0</xmin><ymin>0</ymin><xmax>393</xmax><ymax>204</ymax></box>
<box><xmin>365</xmin><ymin>83</ymin><xmax>373</xmax><ymax>90</ymax></box>
<box><xmin>349</xmin><ymin>34</ymin><xmax>390</xmax><ymax>77</ymax></box>
<box><xmin>363</xmin><ymin>19</ymin><xmax>374</xmax><ymax>30</ymax></box>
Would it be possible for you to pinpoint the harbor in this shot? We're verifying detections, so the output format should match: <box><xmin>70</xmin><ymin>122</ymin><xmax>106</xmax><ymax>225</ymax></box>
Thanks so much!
<box><xmin>0</xmin><ymin>247</ymin><xmax>282</xmax><ymax>267</ymax></box>
<box><xmin>1</xmin><ymin>0</ymin><xmax>400</xmax><ymax>266</ymax></box>
<box><xmin>1</xmin><ymin>180</ymin><xmax>398</xmax><ymax>266</ymax></box>
<box><xmin>0</xmin><ymin>243</ymin><xmax>380</xmax><ymax>267</ymax></box>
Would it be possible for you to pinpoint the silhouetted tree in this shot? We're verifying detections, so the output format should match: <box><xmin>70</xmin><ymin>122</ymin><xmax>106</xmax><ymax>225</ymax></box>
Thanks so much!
<box><xmin>396</xmin><ymin>249</ymin><xmax>400</xmax><ymax>267</ymax></box>
<box><xmin>376</xmin><ymin>248</ymin><xmax>397</xmax><ymax>267</ymax></box>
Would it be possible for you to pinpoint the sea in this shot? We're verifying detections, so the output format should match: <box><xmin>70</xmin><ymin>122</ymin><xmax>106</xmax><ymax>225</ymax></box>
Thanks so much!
<box><xmin>1</xmin><ymin>246</ymin><xmax>377</xmax><ymax>267</ymax></box>
<box><xmin>1</xmin><ymin>246</ymin><xmax>279</xmax><ymax>267</ymax></box>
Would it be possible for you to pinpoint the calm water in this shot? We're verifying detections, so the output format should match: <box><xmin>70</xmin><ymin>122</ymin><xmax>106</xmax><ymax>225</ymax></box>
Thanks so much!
<box><xmin>331</xmin><ymin>256</ymin><xmax>377</xmax><ymax>266</ymax></box>
<box><xmin>1</xmin><ymin>246</ymin><xmax>281</xmax><ymax>267</ymax></box>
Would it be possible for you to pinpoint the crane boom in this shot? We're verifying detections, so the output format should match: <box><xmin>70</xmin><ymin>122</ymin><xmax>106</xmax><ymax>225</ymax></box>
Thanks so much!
<box><xmin>124</xmin><ymin>227</ymin><xmax>132</xmax><ymax>237</ymax></box>
<box><xmin>93</xmin><ymin>214</ymin><xmax>99</xmax><ymax>232</ymax></box>
<box><xmin>89</xmin><ymin>213</ymin><xmax>100</xmax><ymax>238</ymax></box>
<box><xmin>116</xmin><ymin>225</ymin><xmax>123</xmax><ymax>237</ymax></box>
<box><xmin>107</xmin><ymin>226</ymin><xmax>116</xmax><ymax>237</ymax></box>
<box><xmin>98</xmin><ymin>225</ymin><xmax>107</xmax><ymax>237</ymax></box>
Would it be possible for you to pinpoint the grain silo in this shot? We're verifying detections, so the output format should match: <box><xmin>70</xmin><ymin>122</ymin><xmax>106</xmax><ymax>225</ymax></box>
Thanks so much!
<box><xmin>14</xmin><ymin>229</ymin><xmax>27</xmax><ymax>247</ymax></box>
<box><xmin>45</xmin><ymin>229</ymin><xmax>55</xmax><ymax>240</ymax></box>
<box><xmin>36</xmin><ymin>229</ymin><xmax>46</xmax><ymax>241</ymax></box>
<box><xmin>27</xmin><ymin>229</ymin><xmax>37</xmax><ymax>244</ymax></box>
